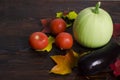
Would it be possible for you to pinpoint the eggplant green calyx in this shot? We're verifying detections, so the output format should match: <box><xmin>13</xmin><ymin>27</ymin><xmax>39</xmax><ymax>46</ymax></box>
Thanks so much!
<box><xmin>92</xmin><ymin>2</ymin><xmax>101</xmax><ymax>14</ymax></box>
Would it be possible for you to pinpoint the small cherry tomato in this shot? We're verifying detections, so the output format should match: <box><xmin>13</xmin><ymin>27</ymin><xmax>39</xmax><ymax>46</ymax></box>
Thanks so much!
<box><xmin>50</xmin><ymin>18</ymin><xmax>66</xmax><ymax>35</ymax></box>
<box><xmin>29</xmin><ymin>32</ymin><xmax>48</xmax><ymax>50</ymax></box>
<box><xmin>55</xmin><ymin>32</ymin><xmax>73</xmax><ymax>50</ymax></box>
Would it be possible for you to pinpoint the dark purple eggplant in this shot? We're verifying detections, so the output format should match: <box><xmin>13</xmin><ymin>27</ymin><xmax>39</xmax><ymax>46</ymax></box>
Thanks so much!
<box><xmin>77</xmin><ymin>39</ymin><xmax>120</xmax><ymax>75</ymax></box>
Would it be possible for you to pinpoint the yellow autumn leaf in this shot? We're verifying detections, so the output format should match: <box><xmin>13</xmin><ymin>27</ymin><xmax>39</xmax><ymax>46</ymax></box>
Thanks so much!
<box><xmin>65</xmin><ymin>50</ymin><xmax>79</xmax><ymax>68</ymax></box>
<box><xmin>50</xmin><ymin>50</ymin><xmax>79</xmax><ymax>75</ymax></box>
<box><xmin>50</xmin><ymin>56</ymin><xmax>65</xmax><ymax>64</ymax></box>
<box><xmin>50</xmin><ymin>55</ymin><xmax>72</xmax><ymax>75</ymax></box>
<box><xmin>36</xmin><ymin>36</ymin><xmax>55</xmax><ymax>52</ymax></box>
<box><xmin>50</xmin><ymin>64</ymin><xmax>72</xmax><ymax>75</ymax></box>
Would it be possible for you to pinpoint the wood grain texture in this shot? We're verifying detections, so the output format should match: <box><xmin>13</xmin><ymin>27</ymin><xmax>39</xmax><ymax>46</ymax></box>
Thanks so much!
<box><xmin>0</xmin><ymin>0</ymin><xmax>120</xmax><ymax>80</ymax></box>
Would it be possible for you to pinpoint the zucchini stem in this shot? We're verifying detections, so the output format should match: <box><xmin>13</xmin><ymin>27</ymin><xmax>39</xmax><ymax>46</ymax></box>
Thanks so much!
<box><xmin>93</xmin><ymin>2</ymin><xmax>101</xmax><ymax>14</ymax></box>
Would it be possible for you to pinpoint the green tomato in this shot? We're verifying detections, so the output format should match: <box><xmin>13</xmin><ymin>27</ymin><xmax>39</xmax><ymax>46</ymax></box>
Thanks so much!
<box><xmin>73</xmin><ymin>2</ymin><xmax>113</xmax><ymax>48</ymax></box>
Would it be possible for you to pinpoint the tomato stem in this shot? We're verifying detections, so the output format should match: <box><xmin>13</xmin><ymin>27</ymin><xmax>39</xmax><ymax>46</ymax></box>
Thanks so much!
<box><xmin>92</xmin><ymin>2</ymin><xmax>101</xmax><ymax>14</ymax></box>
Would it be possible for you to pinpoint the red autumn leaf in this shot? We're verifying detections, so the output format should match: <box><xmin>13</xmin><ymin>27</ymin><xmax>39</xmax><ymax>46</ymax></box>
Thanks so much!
<box><xmin>41</xmin><ymin>19</ymin><xmax>48</xmax><ymax>27</ymax></box>
<box><xmin>63</xmin><ymin>10</ymin><xmax>69</xmax><ymax>16</ymax></box>
<box><xmin>40</xmin><ymin>18</ymin><xmax>53</xmax><ymax>33</ymax></box>
<box><xmin>113</xmin><ymin>23</ymin><xmax>120</xmax><ymax>38</ymax></box>
<box><xmin>110</xmin><ymin>58</ymin><xmax>120</xmax><ymax>77</ymax></box>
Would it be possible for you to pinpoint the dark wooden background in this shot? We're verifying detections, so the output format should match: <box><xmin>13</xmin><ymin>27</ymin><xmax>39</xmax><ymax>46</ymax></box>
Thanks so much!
<box><xmin>0</xmin><ymin>0</ymin><xmax>120</xmax><ymax>80</ymax></box>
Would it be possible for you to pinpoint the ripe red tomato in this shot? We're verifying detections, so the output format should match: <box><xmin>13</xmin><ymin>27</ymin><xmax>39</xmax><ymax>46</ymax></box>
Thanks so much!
<box><xmin>29</xmin><ymin>32</ymin><xmax>48</xmax><ymax>50</ymax></box>
<box><xmin>55</xmin><ymin>32</ymin><xmax>73</xmax><ymax>50</ymax></box>
<box><xmin>50</xmin><ymin>18</ymin><xmax>66</xmax><ymax>35</ymax></box>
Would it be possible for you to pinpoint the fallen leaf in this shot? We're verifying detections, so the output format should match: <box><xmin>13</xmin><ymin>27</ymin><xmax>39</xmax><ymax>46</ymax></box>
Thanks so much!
<box><xmin>50</xmin><ymin>55</ymin><xmax>71</xmax><ymax>75</ymax></box>
<box><xmin>56</xmin><ymin>12</ymin><xmax>63</xmax><ymax>18</ymax></box>
<box><xmin>63</xmin><ymin>10</ymin><xmax>69</xmax><ymax>16</ymax></box>
<box><xmin>41</xmin><ymin>18</ymin><xmax>52</xmax><ymax>33</ymax></box>
<box><xmin>110</xmin><ymin>58</ymin><xmax>120</xmax><ymax>77</ymax></box>
<box><xmin>65</xmin><ymin>50</ymin><xmax>79</xmax><ymax>67</ymax></box>
<box><xmin>113</xmin><ymin>23</ymin><xmax>120</xmax><ymax>38</ymax></box>
<box><xmin>50</xmin><ymin>50</ymin><xmax>79</xmax><ymax>75</ymax></box>
<box><xmin>66</xmin><ymin>23</ymin><xmax>72</xmax><ymax>28</ymax></box>
<box><xmin>41</xmin><ymin>19</ymin><xmax>48</xmax><ymax>27</ymax></box>
<box><xmin>55</xmin><ymin>11</ymin><xmax>78</xmax><ymax>28</ymax></box>
<box><xmin>66</xmin><ymin>11</ymin><xmax>78</xmax><ymax>20</ymax></box>
<box><xmin>36</xmin><ymin>36</ymin><xmax>55</xmax><ymax>52</ymax></box>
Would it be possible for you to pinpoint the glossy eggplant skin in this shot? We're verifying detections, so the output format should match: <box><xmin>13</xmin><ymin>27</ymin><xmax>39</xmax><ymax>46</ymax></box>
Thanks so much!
<box><xmin>77</xmin><ymin>39</ymin><xmax>120</xmax><ymax>75</ymax></box>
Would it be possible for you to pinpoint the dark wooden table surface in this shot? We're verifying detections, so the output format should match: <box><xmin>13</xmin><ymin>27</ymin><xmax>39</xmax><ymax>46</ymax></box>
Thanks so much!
<box><xmin>0</xmin><ymin>0</ymin><xmax>120</xmax><ymax>80</ymax></box>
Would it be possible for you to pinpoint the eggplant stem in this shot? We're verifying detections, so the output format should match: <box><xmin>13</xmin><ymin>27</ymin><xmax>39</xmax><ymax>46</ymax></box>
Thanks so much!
<box><xmin>92</xmin><ymin>2</ymin><xmax>101</xmax><ymax>14</ymax></box>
